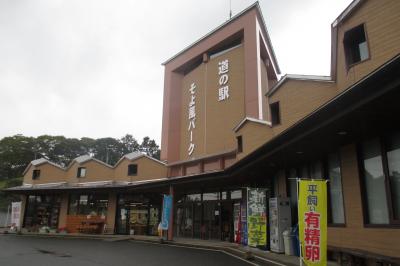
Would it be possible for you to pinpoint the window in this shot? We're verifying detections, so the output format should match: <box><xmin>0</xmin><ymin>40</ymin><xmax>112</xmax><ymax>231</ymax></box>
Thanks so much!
<box><xmin>300</xmin><ymin>165</ymin><xmax>309</xmax><ymax>179</ymax></box>
<box><xmin>77</xmin><ymin>167</ymin><xmax>86</xmax><ymax>178</ymax></box>
<box><xmin>327</xmin><ymin>153</ymin><xmax>345</xmax><ymax>224</ymax></box>
<box><xmin>23</xmin><ymin>195</ymin><xmax>61</xmax><ymax>229</ymax></box>
<box><xmin>202</xmin><ymin>192</ymin><xmax>219</xmax><ymax>201</ymax></box>
<box><xmin>186</xmin><ymin>193</ymin><xmax>201</xmax><ymax>202</ymax></box>
<box><xmin>343</xmin><ymin>24</ymin><xmax>369</xmax><ymax>66</ymax></box>
<box><xmin>283</xmin><ymin>154</ymin><xmax>345</xmax><ymax>225</ymax></box>
<box><xmin>237</xmin><ymin>136</ymin><xmax>243</xmax><ymax>153</ymax></box>
<box><xmin>128</xmin><ymin>164</ymin><xmax>138</xmax><ymax>176</ymax></box>
<box><xmin>310</xmin><ymin>161</ymin><xmax>323</xmax><ymax>179</ymax></box>
<box><xmin>386</xmin><ymin>132</ymin><xmax>400</xmax><ymax>221</ymax></box>
<box><xmin>32</xmin><ymin>169</ymin><xmax>40</xmax><ymax>180</ymax></box>
<box><xmin>361</xmin><ymin>138</ymin><xmax>390</xmax><ymax>224</ymax></box>
<box><xmin>68</xmin><ymin>193</ymin><xmax>108</xmax><ymax>216</ymax></box>
<box><xmin>287</xmin><ymin>168</ymin><xmax>298</xmax><ymax>226</ymax></box>
<box><xmin>230</xmin><ymin>190</ymin><xmax>242</xmax><ymax>200</ymax></box>
<box><xmin>270</xmin><ymin>102</ymin><xmax>280</xmax><ymax>126</ymax></box>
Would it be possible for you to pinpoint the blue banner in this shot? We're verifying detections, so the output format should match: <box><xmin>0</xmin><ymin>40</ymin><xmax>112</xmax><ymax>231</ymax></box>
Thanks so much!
<box><xmin>161</xmin><ymin>195</ymin><xmax>172</xmax><ymax>230</ymax></box>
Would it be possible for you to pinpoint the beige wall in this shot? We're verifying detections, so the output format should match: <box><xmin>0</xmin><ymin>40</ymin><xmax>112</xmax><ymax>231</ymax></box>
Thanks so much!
<box><xmin>114</xmin><ymin>157</ymin><xmax>167</xmax><ymax>182</ymax></box>
<box><xmin>179</xmin><ymin>45</ymin><xmax>245</xmax><ymax>161</ymax></box>
<box><xmin>235</xmin><ymin>121</ymin><xmax>274</xmax><ymax>161</ymax></box>
<box><xmin>161</xmin><ymin>7</ymin><xmax>279</xmax><ymax>163</ymax></box>
<box><xmin>23</xmin><ymin>156</ymin><xmax>167</xmax><ymax>186</ymax></box>
<box><xmin>23</xmin><ymin>163</ymin><xmax>66</xmax><ymax>185</ymax></box>
<box><xmin>327</xmin><ymin>144</ymin><xmax>400</xmax><ymax>258</ymax></box>
<box><xmin>269</xmin><ymin>80</ymin><xmax>337</xmax><ymax>135</ymax></box>
<box><xmin>66</xmin><ymin>161</ymin><xmax>114</xmax><ymax>183</ymax></box>
<box><xmin>260</xmin><ymin>58</ymin><xmax>270</xmax><ymax>121</ymax></box>
<box><xmin>276</xmin><ymin>143</ymin><xmax>400</xmax><ymax>258</ymax></box>
<box><xmin>335</xmin><ymin>0</ymin><xmax>400</xmax><ymax>91</ymax></box>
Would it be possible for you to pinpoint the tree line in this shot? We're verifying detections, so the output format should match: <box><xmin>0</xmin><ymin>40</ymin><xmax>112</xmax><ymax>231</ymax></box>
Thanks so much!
<box><xmin>0</xmin><ymin>134</ymin><xmax>160</xmax><ymax>180</ymax></box>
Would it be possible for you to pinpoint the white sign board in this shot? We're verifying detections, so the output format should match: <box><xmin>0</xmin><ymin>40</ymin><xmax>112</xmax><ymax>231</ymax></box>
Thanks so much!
<box><xmin>11</xmin><ymin>202</ymin><xmax>22</xmax><ymax>228</ymax></box>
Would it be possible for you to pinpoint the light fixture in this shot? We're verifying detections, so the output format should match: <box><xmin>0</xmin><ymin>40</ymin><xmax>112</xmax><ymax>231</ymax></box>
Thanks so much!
<box><xmin>296</xmin><ymin>151</ymin><xmax>303</xmax><ymax>154</ymax></box>
<box><xmin>337</xmin><ymin>131</ymin><xmax>347</xmax><ymax>135</ymax></box>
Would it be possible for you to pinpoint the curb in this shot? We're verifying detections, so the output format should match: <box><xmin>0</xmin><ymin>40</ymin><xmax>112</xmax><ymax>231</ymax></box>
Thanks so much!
<box><xmin>1</xmin><ymin>231</ymin><xmax>130</xmax><ymax>241</ymax></box>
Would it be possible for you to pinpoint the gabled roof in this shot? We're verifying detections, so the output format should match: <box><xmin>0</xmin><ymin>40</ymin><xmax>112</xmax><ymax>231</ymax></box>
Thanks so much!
<box><xmin>114</xmin><ymin>152</ymin><xmax>167</xmax><ymax>167</ymax></box>
<box><xmin>267</xmin><ymin>74</ymin><xmax>333</xmax><ymax>97</ymax></box>
<box><xmin>161</xmin><ymin>2</ymin><xmax>281</xmax><ymax>74</ymax></box>
<box><xmin>66</xmin><ymin>155</ymin><xmax>113</xmax><ymax>169</ymax></box>
<box><xmin>330</xmin><ymin>0</ymin><xmax>366</xmax><ymax>78</ymax></box>
<box><xmin>332</xmin><ymin>0</ymin><xmax>364</xmax><ymax>27</ymax></box>
<box><xmin>22</xmin><ymin>158</ymin><xmax>65</xmax><ymax>176</ymax></box>
<box><xmin>4</xmin><ymin>178</ymin><xmax>170</xmax><ymax>193</ymax></box>
<box><xmin>233</xmin><ymin>117</ymin><xmax>272</xmax><ymax>133</ymax></box>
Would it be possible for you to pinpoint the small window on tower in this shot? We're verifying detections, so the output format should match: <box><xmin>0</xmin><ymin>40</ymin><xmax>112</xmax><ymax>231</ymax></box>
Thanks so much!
<box><xmin>128</xmin><ymin>164</ymin><xmax>138</xmax><ymax>176</ymax></box>
<box><xmin>77</xmin><ymin>167</ymin><xmax>86</xmax><ymax>178</ymax></box>
<box><xmin>343</xmin><ymin>24</ymin><xmax>369</xmax><ymax>67</ymax></box>
<box><xmin>270</xmin><ymin>102</ymin><xmax>280</xmax><ymax>126</ymax></box>
<box><xmin>237</xmin><ymin>136</ymin><xmax>243</xmax><ymax>153</ymax></box>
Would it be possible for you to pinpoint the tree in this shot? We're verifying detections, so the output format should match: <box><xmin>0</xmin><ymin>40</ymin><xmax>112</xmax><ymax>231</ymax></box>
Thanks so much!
<box><xmin>92</xmin><ymin>138</ymin><xmax>124</xmax><ymax>165</ymax></box>
<box><xmin>0</xmin><ymin>133</ymin><xmax>161</xmax><ymax>179</ymax></box>
<box><xmin>0</xmin><ymin>135</ymin><xmax>35</xmax><ymax>179</ymax></box>
<box><xmin>120</xmin><ymin>134</ymin><xmax>140</xmax><ymax>154</ymax></box>
<box><xmin>139</xmin><ymin>136</ymin><xmax>160</xmax><ymax>160</ymax></box>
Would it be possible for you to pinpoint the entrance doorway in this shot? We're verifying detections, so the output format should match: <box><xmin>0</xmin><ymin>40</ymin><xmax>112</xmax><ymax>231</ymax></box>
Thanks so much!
<box><xmin>174</xmin><ymin>189</ymin><xmax>243</xmax><ymax>242</ymax></box>
<box><xmin>23</xmin><ymin>195</ymin><xmax>61</xmax><ymax>231</ymax></box>
<box><xmin>115</xmin><ymin>194</ymin><xmax>161</xmax><ymax>235</ymax></box>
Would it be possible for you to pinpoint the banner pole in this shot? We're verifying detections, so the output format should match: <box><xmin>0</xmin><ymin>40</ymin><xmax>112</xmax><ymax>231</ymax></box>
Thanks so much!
<box><xmin>297</xmin><ymin>178</ymin><xmax>303</xmax><ymax>266</ymax></box>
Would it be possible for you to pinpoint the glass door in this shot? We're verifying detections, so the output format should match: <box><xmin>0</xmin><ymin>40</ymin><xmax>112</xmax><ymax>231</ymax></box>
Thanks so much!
<box><xmin>221</xmin><ymin>201</ymin><xmax>233</xmax><ymax>241</ymax></box>
<box><xmin>129</xmin><ymin>203</ymin><xmax>148</xmax><ymax>235</ymax></box>
<box><xmin>203</xmin><ymin>201</ymin><xmax>220</xmax><ymax>240</ymax></box>
<box><xmin>115</xmin><ymin>205</ymin><xmax>129</xmax><ymax>234</ymax></box>
<box><xmin>148</xmin><ymin>205</ymin><xmax>160</xmax><ymax>236</ymax></box>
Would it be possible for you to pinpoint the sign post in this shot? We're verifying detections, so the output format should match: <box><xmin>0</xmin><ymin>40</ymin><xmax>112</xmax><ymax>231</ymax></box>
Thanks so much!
<box><xmin>298</xmin><ymin>180</ymin><xmax>327</xmax><ymax>266</ymax></box>
<box><xmin>161</xmin><ymin>195</ymin><xmax>172</xmax><ymax>231</ymax></box>
<box><xmin>247</xmin><ymin>188</ymin><xmax>267</xmax><ymax>249</ymax></box>
<box><xmin>11</xmin><ymin>202</ymin><xmax>22</xmax><ymax>230</ymax></box>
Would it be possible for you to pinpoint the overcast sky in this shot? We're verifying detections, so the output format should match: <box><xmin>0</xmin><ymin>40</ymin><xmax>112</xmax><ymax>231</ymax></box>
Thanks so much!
<box><xmin>0</xmin><ymin>0</ymin><xmax>352</xmax><ymax>144</ymax></box>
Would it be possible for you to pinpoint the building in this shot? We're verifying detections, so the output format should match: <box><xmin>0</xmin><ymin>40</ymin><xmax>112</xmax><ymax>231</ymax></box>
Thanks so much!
<box><xmin>10</xmin><ymin>153</ymin><xmax>169</xmax><ymax>235</ymax></box>
<box><xmin>5</xmin><ymin>0</ymin><xmax>400</xmax><ymax>264</ymax></box>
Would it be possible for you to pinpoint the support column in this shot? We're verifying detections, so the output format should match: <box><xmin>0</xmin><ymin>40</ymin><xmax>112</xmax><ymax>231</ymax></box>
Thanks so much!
<box><xmin>106</xmin><ymin>192</ymin><xmax>117</xmax><ymax>234</ymax></box>
<box><xmin>168</xmin><ymin>185</ymin><xmax>174</xmax><ymax>241</ymax></box>
<box><xmin>58</xmin><ymin>193</ymin><xmax>69</xmax><ymax>229</ymax></box>
<box><xmin>19</xmin><ymin>194</ymin><xmax>27</xmax><ymax>229</ymax></box>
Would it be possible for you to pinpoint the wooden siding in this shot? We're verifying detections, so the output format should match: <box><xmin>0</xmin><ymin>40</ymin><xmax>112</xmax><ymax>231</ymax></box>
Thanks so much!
<box><xmin>269</xmin><ymin>79</ymin><xmax>337</xmax><ymax>135</ymax></box>
<box><xmin>336</xmin><ymin>0</ymin><xmax>400</xmax><ymax>91</ymax></box>
<box><xmin>327</xmin><ymin>144</ymin><xmax>400</xmax><ymax>259</ymax></box>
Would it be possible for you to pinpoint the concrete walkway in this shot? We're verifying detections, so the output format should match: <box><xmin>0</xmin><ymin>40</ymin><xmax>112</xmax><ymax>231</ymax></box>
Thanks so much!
<box><xmin>132</xmin><ymin>235</ymin><xmax>300</xmax><ymax>266</ymax></box>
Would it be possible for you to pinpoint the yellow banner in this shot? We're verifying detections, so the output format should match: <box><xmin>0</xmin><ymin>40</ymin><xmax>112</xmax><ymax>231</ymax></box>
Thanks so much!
<box><xmin>298</xmin><ymin>180</ymin><xmax>327</xmax><ymax>266</ymax></box>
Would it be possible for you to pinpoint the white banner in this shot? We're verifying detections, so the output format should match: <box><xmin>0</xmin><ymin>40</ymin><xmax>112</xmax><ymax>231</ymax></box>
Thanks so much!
<box><xmin>11</xmin><ymin>202</ymin><xmax>22</xmax><ymax>228</ymax></box>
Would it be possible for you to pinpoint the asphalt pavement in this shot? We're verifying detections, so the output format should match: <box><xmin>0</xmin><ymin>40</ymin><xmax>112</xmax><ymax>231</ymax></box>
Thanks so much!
<box><xmin>0</xmin><ymin>235</ymin><xmax>258</xmax><ymax>266</ymax></box>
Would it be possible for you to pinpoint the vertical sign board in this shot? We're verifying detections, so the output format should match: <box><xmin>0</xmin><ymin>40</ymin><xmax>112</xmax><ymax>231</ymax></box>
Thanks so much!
<box><xmin>240</xmin><ymin>201</ymin><xmax>248</xmax><ymax>245</ymax></box>
<box><xmin>298</xmin><ymin>180</ymin><xmax>327</xmax><ymax>266</ymax></box>
<box><xmin>247</xmin><ymin>188</ymin><xmax>267</xmax><ymax>248</ymax></box>
<box><xmin>161</xmin><ymin>195</ymin><xmax>172</xmax><ymax>230</ymax></box>
<box><xmin>11</xmin><ymin>202</ymin><xmax>22</xmax><ymax>228</ymax></box>
<box><xmin>233</xmin><ymin>203</ymin><xmax>241</xmax><ymax>243</ymax></box>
